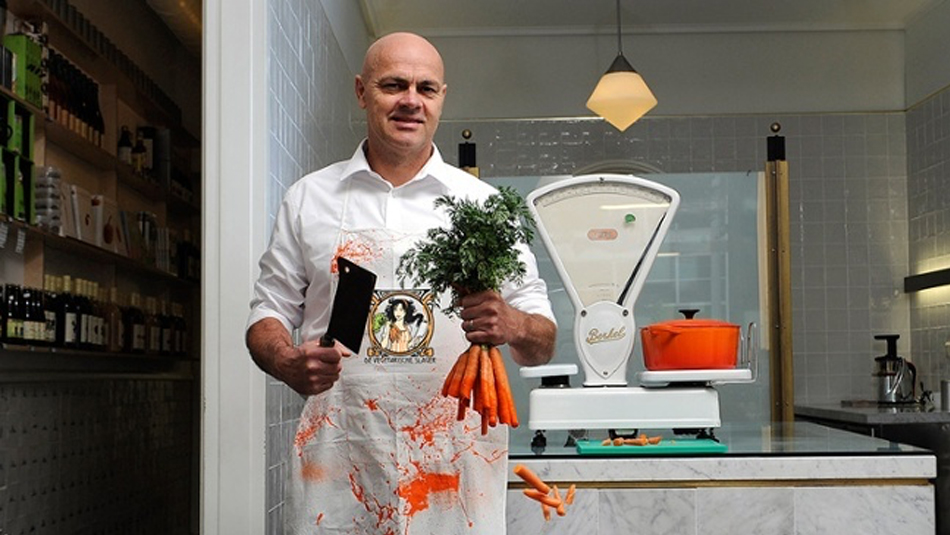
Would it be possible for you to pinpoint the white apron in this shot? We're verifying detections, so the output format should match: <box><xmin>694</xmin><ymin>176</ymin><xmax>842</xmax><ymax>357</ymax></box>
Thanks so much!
<box><xmin>287</xmin><ymin>184</ymin><xmax>509</xmax><ymax>535</ymax></box>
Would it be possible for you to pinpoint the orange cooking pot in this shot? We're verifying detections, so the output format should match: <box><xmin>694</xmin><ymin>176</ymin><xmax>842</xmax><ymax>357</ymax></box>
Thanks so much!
<box><xmin>640</xmin><ymin>309</ymin><xmax>740</xmax><ymax>370</ymax></box>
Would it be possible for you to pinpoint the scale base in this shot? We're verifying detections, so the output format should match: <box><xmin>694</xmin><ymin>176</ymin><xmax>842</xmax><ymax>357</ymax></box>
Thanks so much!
<box><xmin>526</xmin><ymin>386</ymin><xmax>721</xmax><ymax>431</ymax></box>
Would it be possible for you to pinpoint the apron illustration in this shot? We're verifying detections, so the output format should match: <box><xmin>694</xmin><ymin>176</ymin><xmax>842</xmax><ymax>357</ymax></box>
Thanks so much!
<box><xmin>287</xmin><ymin>183</ymin><xmax>509</xmax><ymax>535</ymax></box>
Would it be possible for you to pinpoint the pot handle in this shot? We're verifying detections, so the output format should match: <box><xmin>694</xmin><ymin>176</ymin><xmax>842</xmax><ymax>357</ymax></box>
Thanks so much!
<box><xmin>740</xmin><ymin>322</ymin><xmax>758</xmax><ymax>382</ymax></box>
<box><xmin>647</xmin><ymin>323</ymin><xmax>683</xmax><ymax>335</ymax></box>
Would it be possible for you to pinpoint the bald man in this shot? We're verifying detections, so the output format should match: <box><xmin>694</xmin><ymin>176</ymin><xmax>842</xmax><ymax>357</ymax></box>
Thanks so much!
<box><xmin>247</xmin><ymin>33</ymin><xmax>556</xmax><ymax>533</ymax></box>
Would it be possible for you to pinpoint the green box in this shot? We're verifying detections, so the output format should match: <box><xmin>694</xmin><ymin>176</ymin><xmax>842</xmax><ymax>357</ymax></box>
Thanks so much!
<box><xmin>3</xmin><ymin>34</ymin><xmax>43</xmax><ymax>109</ymax></box>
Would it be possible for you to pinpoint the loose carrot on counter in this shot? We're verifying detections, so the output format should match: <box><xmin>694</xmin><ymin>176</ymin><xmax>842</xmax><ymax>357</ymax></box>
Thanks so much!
<box><xmin>522</xmin><ymin>488</ymin><xmax>562</xmax><ymax>508</ymax></box>
<box><xmin>541</xmin><ymin>502</ymin><xmax>551</xmax><ymax>522</ymax></box>
<box><xmin>513</xmin><ymin>464</ymin><xmax>551</xmax><ymax>495</ymax></box>
<box><xmin>565</xmin><ymin>484</ymin><xmax>576</xmax><ymax>505</ymax></box>
<box><xmin>552</xmin><ymin>485</ymin><xmax>566</xmax><ymax>517</ymax></box>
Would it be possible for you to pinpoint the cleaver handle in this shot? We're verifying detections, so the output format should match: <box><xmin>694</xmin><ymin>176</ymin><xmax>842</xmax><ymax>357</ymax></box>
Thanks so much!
<box><xmin>319</xmin><ymin>336</ymin><xmax>334</xmax><ymax>347</ymax></box>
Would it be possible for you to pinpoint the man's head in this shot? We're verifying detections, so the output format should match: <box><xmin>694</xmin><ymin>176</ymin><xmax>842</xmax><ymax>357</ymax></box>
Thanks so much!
<box><xmin>356</xmin><ymin>32</ymin><xmax>447</xmax><ymax>171</ymax></box>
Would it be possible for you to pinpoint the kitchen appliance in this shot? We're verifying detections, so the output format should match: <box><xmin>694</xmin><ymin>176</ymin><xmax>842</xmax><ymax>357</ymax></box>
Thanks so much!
<box><xmin>519</xmin><ymin>174</ymin><xmax>755</xmax><ymax>447</ymax></box>
<box><xmin>872</xmin><ymin>334</ymin><xmax>917</xmax><ymax>404</ymax></box>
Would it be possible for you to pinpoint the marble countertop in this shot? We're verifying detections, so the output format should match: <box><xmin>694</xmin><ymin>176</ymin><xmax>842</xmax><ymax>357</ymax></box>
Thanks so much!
<box><xmin>796</xmin><ymin>402</ymin><xmax>950</xmax><ymax>426</ymax></box>
<box><xmin>507</xmin><ymin>421</ymin><xmax>935</xmax><ymax>483</ymax></box>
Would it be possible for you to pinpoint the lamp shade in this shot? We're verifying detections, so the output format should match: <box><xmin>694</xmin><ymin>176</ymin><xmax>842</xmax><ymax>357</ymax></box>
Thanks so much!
<box><xmin>586</xmin><ymin>54</ymin><xmax>657</xmax><ymax>131</ymax></box>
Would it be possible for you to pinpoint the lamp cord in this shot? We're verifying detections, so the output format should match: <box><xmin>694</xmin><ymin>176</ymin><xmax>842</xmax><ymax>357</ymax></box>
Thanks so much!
<box><xmin>615</xmin><ymin>0</ymin><xmax>623</xmax><ymax>55</ymax></box>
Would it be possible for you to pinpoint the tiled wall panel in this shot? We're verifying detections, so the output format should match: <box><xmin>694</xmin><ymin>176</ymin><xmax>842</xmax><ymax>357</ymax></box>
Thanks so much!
<box><xmin>906</xmin><ymin>87</ymin><xmax>950</xmax><ymax>386</ymax></box>
<box><xmin>436</xmin><ymin>113</ymin><xmax>910</xmax><ymax>406</ymax></box>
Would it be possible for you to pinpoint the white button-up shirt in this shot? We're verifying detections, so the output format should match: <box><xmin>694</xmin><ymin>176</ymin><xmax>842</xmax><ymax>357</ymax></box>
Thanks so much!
<box><xmin>248</xmin><ymin>142</ymin><xmax>555</xmax><ymax>343</ymax></box>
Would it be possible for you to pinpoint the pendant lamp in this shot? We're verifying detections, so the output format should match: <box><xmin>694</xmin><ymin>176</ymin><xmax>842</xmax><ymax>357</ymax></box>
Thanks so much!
<box><xmin>586</xmin><ymin>0</ymin><xmax>657</xmax><ymax>131</ymax></box>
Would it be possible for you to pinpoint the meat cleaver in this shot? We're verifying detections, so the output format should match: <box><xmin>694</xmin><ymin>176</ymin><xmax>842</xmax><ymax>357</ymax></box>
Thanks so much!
<box><xmin>319</xmin><ymin>257</ymin><xmax>377</xmax><ymax>353</ymax></box>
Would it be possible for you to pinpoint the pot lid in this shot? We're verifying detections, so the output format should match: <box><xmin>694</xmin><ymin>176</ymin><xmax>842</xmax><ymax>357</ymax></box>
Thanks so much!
<box><xmin>646</xmin><ymin>318</ymin><xmax>739</xmax><ymax>329</ymax></box>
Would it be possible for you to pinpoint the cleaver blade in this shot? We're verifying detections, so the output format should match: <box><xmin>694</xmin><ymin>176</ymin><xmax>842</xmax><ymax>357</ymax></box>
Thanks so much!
<box><xmin>319</xmin><ymin>257</ymin><xmax>377</xmax><ymax>353</ymax></box>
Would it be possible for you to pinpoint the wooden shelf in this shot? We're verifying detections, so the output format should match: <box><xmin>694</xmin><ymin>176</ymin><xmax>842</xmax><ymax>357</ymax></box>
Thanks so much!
<box><xmin>43</xmin><ymin>118</ymin><xmax>116</xmax><ymax>170</ymax></box>
<box><xmin>116</xmin><ymin>163</ymin><xmax>164</xmax><ymax>202</ymax></box>
<box><xmin>0</xmin><ymin>342</ymin><xmax>197</xmax><ymax>380</ymax></box>
<box><xmin>2</xmin><ymin>215</ymin><xmax>196</xmax><ymax>287</ymax></box>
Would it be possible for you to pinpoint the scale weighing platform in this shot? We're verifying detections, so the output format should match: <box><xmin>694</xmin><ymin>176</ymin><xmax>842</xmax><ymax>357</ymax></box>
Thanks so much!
<box><xmin>519</xmin><ymin>174</ymin><xmax>755</xmax><ymax>454</ymax></box>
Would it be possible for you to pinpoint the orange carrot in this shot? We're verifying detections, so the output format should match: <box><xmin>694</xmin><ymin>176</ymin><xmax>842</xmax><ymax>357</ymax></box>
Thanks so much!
<box><xmin>442</xmin><ymin>350</ymin><xmax>466</xmax><ymax>397</ymax></box>
<box><xmin>513</xmin><ymin>464</ymin><xmax>550</xmax><ymax>495</ymax></box>
<box><xmin>459</xmin><ymin>343</ymin><xmax>481</xmax><ymax>399</ymax></box>
<box><xmin>648</xmin><ymin>435</ymin><xmax>662</xmax><ymax>445</ymax></box>
<box><xmin>553</xmin><ymin>485</ymin><xmax>566</xmax><ymax>516</ymax></box>
<box><xmin>541</xmin><ymin>502</ymin><xmax>551</xmax><ymax>521</ymax></box>
<box><xmin>601</xmin><ymin>438</ymin><xmax>611</xmax><ymax>446</ymax></box>
<box><xmin>489</xmin><ymin>346</ymin><xmax>518</xmax><ymax>427</ymax></box>
<box><xmin>565</xmin><ymin>484</ymin><xmax>576</xmax><ymax>505</ymax></box>
<box><xmin>523</xmin><ymin>488</ymin><xmax>561</xmax><ymax>508</ymax></box>
<box><xmin>447</xmin><ymin>346</ymin><xmax>475</xmax><ymax>398</ymax></box>
<box><xmin>480</xmin><ymin>346</ymin><xmax>498</xmax><ymax>426</ymax></box>
<box><xmin>456</xmin><ymin>396</ymin><xmax>467</xmax><ymax>421</ymax></box>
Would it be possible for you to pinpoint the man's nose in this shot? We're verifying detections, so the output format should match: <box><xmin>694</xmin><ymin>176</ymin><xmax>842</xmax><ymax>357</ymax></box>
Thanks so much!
<box><xmin>398</xmin><ymin>88</ymin><xmax>422</xmax><ymax>109</ymax></box>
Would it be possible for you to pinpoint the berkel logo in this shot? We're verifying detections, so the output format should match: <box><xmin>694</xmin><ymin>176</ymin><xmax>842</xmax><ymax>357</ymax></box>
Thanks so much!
<box><xmin>586</xmin><ymin>326</ymin><xmax>627</xmax><ymax>344</ymax></box>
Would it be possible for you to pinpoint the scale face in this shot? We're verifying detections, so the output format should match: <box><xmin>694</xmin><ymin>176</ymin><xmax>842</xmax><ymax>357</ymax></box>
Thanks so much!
<box><xmin>529</xmin><ymin>177</ymin><xmax>677</xmax><ymax>309</ymax></box>
<box><xmin>527</xmin><ymin>174</ymin><xmax>680</xmax><ymax>385</ymax></box>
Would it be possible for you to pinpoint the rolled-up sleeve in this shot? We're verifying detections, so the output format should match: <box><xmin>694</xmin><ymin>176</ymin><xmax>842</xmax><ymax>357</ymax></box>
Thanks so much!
<box><xmin>247</xmin><ymin>190</ymin><xmax>308</xmax><ymax>335</ymax></box>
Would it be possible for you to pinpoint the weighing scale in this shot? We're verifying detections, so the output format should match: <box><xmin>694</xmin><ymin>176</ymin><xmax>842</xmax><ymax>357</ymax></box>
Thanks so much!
<box><xmin>520</xmin><ymin>174</ymin><xmax>755</xmax><ymax>453</ymax></box>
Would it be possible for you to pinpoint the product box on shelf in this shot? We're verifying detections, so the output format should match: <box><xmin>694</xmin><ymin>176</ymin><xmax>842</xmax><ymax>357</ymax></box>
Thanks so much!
<box><xmin>69</xmin><ymin>184</ymin><xmax>94</xmax><ymax>244</ymax></box>
<box><xmin>91</xmin><ymin>194</ymin><xmax>124</xmax><ymax>255</ymax></box>
<box><xmin>2</xmin><ymin>33</ymin><xmax>43</xmax><ymax>109</ymax></box>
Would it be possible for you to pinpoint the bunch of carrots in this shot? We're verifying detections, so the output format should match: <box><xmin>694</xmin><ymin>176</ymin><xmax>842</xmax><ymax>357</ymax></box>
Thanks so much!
<box><xmin>513</xmin><ymin>464</ymin><xmax>576</xmax><ymax>521</ymax></box>
<box><xmin>442</xmin><ymin>343</ymin><xmax>518</xmax><ymax>435</ymax></box>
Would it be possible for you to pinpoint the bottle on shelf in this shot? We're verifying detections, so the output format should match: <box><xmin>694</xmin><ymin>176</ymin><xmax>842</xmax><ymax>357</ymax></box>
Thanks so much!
<box><xmin>131</xmin><ymin>131</ymin><xmax>147</xmax><ymax>176</ymax></box>
<box><xmin>59</xmin><ymin>276</ymin><xmax>80</xmax><ymax>349</ymax></box>
<box><xmin>23</xmin><ymin>286</ymin><xmax>45</xmax><ymax>347</ymax></box>
<box><xmin>104</xmin><ymin>287</ymin><xmax>123</xmax><ymax>353</ymax></box>
<box><xmin>159</xmin><ymin>299</ymin><xmax>173</xmax><ymax>355</ymax></box>
<box><xmin>117</xmin><ymin>126</ymin><xmax>133</xmax><ymax>165</ymax></box>
<box><xmin>144</xmin><ymin>296</ymin><xmax>161</xmax><ymax>354</ymax></box>
<box><xmin>172</xmin><ymin>302</ymin><xmax>188</xmax><ymax>356</ymax></box>
<box><xmin>3</xmin><ymin>284</ymin><xmax>23</xmax><ymax>345</ymax></box>
<box><xmin>126</xmin><ymin>292</ymin><xmax>146</xmax><ymax>353</ymax></box>
<box><xmin>43</xmin><ymin>275</ymin><xmax>58</xmax><ymax>346</ymax></box>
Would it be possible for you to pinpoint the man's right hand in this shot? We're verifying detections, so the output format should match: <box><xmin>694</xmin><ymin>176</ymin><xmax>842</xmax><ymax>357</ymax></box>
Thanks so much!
<box><xmin>275</xmin><ymin>339</ymin><xmax>350</xmax><ymax>396</ymax></box>
<box><xmin>246</xmin><ymin>318</ymin><xmax>350</xmax><ymax>396</ymax></box>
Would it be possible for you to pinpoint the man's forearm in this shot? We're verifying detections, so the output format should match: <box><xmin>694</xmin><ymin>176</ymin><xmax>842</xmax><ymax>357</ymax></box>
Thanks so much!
<box><xmin>246</xmin><ymin>317</ymin><xmax>294</xmax><ymax>379</ymax></box>
<box><xmin>508</xmin><ymin>313</ymin><xmax>556</xmax><ymax>367</ymax></box>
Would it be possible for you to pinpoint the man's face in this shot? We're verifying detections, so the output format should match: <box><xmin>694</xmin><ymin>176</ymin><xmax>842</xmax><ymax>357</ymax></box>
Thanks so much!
<box><xmin>356</xmin><ymin>36</ymin><xmax>447</xmax><ymax>159</ymax></box>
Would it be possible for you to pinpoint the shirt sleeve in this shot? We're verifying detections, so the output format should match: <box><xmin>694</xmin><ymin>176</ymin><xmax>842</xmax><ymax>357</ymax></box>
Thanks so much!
<box><xmin>500</xmin><ymin>242</ymin><xmax>557</xmax><ymax>325</ymax></box>
<box><xmin>247</xmin><ymin>189</ymin><xmax>308</xmax><ymax>334</ymax></box>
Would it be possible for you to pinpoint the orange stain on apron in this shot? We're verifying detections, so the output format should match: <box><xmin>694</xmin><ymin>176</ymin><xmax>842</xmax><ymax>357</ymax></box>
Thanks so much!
<box><xmin>397</xmin><ymin>471</ymin><xmax>461</xmax><ymax>516</ymax></box>
<box><xmin>332</xmin><ymin>238</ymin><xmax>382</xmax><ymax>272</ymax></box>
<box><xmin>294</xmin><ymin>411</ymin><xmax>338</xmax><ymax>456</ymax></box>
<box><xmin>300</xmin><ymin>460</ymin><xmax>328</xmax><ymax>482</ymax></box>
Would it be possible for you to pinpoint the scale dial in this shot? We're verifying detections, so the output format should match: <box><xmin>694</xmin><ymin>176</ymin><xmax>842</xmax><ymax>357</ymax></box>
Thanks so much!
<box><xmin>530</xmin><ymin>177</ymin><xmax>675</xmax><ymax>309</ymax></box>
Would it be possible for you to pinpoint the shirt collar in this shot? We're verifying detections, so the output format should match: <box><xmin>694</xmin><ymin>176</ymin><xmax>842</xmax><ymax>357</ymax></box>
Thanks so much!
<box><xmin>339</xmin><ymin>140</ymin><xmax>453</xmax><ymax>190</ymax></box>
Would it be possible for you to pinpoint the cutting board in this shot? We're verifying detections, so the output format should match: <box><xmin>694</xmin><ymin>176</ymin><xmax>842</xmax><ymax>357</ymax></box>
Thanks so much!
<box><xmin>575</xmin><ymin>438</ymin><xmax>728</xmax><ymax>456</ymax></box>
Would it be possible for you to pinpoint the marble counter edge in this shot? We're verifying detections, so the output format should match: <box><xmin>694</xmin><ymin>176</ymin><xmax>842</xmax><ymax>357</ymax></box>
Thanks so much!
<box><xmin>796</xmin><ymin>404</ymin><xmax>950</xmax><ymax>425</ymax></box>
<box><xmin>506</xmin><ymin>454</ymin><xmax>936</xmax><ymax>483</ymax></box>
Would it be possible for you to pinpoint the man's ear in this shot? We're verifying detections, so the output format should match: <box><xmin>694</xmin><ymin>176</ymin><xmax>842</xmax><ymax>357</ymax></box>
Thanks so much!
<box><xmin>355</xmin><ymin>75</ymin><xmax>367</xmax><ymax>109</ymax></box>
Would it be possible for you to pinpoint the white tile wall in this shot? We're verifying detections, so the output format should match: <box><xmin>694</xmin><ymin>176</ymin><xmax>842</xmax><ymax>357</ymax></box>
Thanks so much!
<box><xmin>436</xmin><ymin>112</ymin><xmax>910</xmax><ymax>406</ymax></box>
<box><xmin>906</xmin><ymin>86</ymin><xmax>950</xmax><ymax>388</ymax></box>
